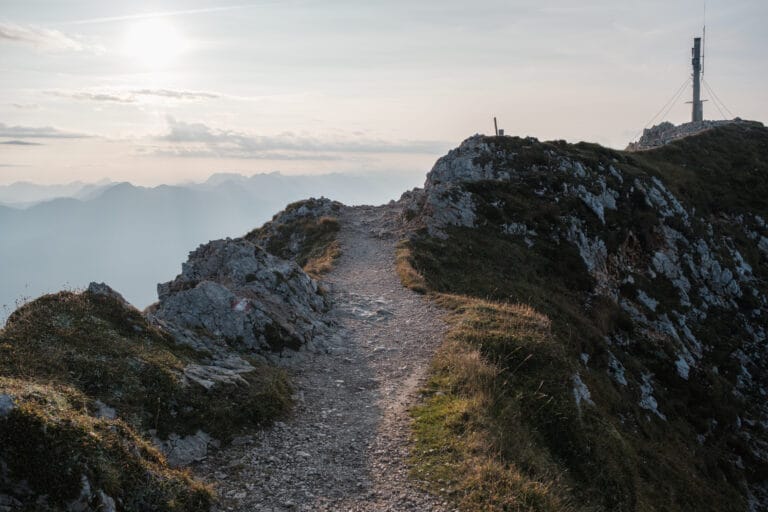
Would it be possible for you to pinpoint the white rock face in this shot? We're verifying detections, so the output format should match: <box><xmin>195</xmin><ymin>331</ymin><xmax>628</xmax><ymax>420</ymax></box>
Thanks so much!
<box><xmin>572</xmin><ymin>373</ymin><xmax>595</xmax><ymax>411</ymax></box>
<box><xmin>93</xmin><ymin>400</ymin><xmax>116</xmax><ymax>420</ymax></box>
<box><xmin>183</xmin><ymin>355</ymin><xmax>256</xmax><ymax>390</ymax></box>
<box><xmin>607</xmin><ymin>353</ymin><xmax>628</xmax><ymax>386</ymax></box>
<box><xmin>402</xmin><ymin>131</ymin><xmax>768</xmax><ymax>504</ymax></box>
<box><xmin>636</xmin><ymin>290</ymin><xmax>658</xmax><ymax>312</ymax></box>
<box><xmin>566</xmin><ymin>218</ymin><xmax>612</xmax><ymax>296</ymax></box>
<box><xmin>626</xmin><ymin>119</ymin><xmax>741</xmax><ymax>150</ymax></box>
<box><xmin>575</xmin><ymin>177</ymin><xmax>618</xmax><ymax>224</ymax></box>
<box><xmin>759</xmin><ymin>237</ymin><xmax>768</xmax><ymax>256</ymax></box>
<box><xmin>675</xmin><ymin>356</ymin><xmax>691</xmax><ymax>380</ymax></box>
<box><xmin>639</xmin><ymin>373</ymin><xmax>666</xmax><ymax>420</ymax></box>
<box><xmin>0</xmin><ymin>394</ymin><xmax>14</xmax><ymax>417</ymax></box>
<box><xmin>405</xmin><ymin>135</ymin><xmax>767</xmax><ymax>388</ymax></box>
<box><xmin>152</xmin><ymin>430</ymin><xmax>218</xmax><ymax>467</ymax></box>
<box><xmin>150</xmin><ymin>238</ymin><xmax>330</xmax><ymax>354</ymax></box>
<box><xmin>408</xmin><ymin>135</ymin><xmax>493</xmax><ymax>237</ymax></box>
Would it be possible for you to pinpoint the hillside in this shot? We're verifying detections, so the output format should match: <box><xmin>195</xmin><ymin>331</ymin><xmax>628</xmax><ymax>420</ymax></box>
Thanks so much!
<box><xmin>399</xmin><ymin>122</ymin><xmax>768</xmax><ymax>510</ymax></box>
<box><xmin>0</xmin><ymin>203</ymin><xmax>337</xmax><ymax>510</ymax></box>
<box><xmin>1</xmin><ymin>123</ymin><xmax>766</xmax><ymax>511</ymax></box>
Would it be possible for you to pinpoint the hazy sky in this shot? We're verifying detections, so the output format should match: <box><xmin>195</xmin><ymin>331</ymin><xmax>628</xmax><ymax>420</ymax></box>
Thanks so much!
<box><xmin>1</xmin><ymin>0</ymin><xmax>766</xmax><ymax>185</ymax></box>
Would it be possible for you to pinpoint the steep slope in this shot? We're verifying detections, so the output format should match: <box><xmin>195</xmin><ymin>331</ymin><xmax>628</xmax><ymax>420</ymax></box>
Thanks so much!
<box><xmin>0</xmin><ymin>214</ymin><xmax>332</xmax><ymax>508</ymax></box>
<box><xmin>400</xmin><ymin>123</ymin><xmax>768</xmax><ymax>511</ymax></box>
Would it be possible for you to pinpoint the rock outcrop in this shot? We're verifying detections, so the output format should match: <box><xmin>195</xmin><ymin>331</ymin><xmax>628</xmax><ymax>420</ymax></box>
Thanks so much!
<box><xmin>0</xmin><ymin>195</ymin><xmax>338</xmax><ymax>509</ymax></box>
<box><xmin>625</xmin><ymin>118</ymin><xmax>746</xmax><ymax>151</ymax></box>
<box><xmin>401</xmin><ymin>123</ymin><xmax>768</xmax><ymax>509</ymax></box>
<box><xmin>246</xmin><ymin>197</ymin><xmax>342</xmax><ymax>261</ymax></box>
<box><xmin>150</xmin><ymin>237</ymin><xmax>330</xmax><ymax>354</ymax></box>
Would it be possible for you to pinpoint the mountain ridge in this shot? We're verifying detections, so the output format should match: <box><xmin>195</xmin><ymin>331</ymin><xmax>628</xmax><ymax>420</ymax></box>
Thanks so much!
<box><xmin>1</xmin><ymin>122</ymin><xmax>767</xmax><ymax>511</ymax></box>
<box><xmin>398</xmin><ymin>122</ymin><xmax>768</xmax><ymax>510</ymax></box>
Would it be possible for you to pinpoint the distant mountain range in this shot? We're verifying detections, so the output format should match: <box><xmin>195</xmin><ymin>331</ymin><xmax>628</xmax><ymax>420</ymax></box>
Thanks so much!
<box><xmin>0</xmin><ymin>179</ymin><xmax>114</xmax><ymax>208</ymax></box>
<box><xmin>0</xmin><ymin>171</ymin><xmax>420</xmax><ymax>320</ymax></box>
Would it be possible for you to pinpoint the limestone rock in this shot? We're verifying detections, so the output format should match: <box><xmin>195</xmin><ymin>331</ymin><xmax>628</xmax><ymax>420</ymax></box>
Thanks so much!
<box><xmin>406</xmin><ymin>135</ymin><xmax>493</xmax><ymax>237</ymax></box>
<box><xmin>93</xmin><ymin>400</ymin><xmax>116</xmax><ymax>420</ymax></box>
<box><xmin>400</xmin><ymin>130</ymin><xmax>768</xmax><ymax>503</ymax></box>
<box><xmin>183</xmin><ymin>354</ymin><xmax>256</xmax><ymax>390</ymax></box>
<box><xmin>151</xmin><ymin>430</ymin><xmax>217</xmax><ymax>468</ymax></box>
<box><xmin>86</xmin><ymin>282</ymin><xmax>128</xmax><ymax>304</ymax></box>
<box><xmin>0</xmin><ymin>395</ymin><xmax>13</xmax><ymax>418</ymax></box>
<box><xmin>150</xmin><ymin>238</ymin><xmax>329</xmax><ymax>354</ymax></box>
<box><xmin>625</xmin><ymin>119</ymin><xmax>745</xmax><ymax>151</ymax></box>
<box><xmin>246</xmin><ymin>197</ymin><xmax>343</xmax><ymax>261</ymax></box>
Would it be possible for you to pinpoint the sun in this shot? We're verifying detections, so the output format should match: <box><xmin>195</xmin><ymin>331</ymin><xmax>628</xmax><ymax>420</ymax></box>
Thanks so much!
<box><xmin>123</xmin><ymin>18</ymin><xmax>187</xmax><ymax>67</ymax></box>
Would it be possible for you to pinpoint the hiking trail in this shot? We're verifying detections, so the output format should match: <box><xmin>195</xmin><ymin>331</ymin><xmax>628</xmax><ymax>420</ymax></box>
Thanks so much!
<box><xmin>198</xmin><ymin>204</ymin><xmax>454</xmax><ymax>512</ymax></box>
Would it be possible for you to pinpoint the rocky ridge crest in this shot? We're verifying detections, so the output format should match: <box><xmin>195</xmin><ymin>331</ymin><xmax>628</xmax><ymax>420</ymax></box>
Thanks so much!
<box><xmin>401</xmin><ymin>125</ymin><xmax>768</xmax><ymax>508</ymax></box>
<box><xmin>0</xmin><ymin>198</ymin><xmax>338</xmax><ymax>510</ymax></box>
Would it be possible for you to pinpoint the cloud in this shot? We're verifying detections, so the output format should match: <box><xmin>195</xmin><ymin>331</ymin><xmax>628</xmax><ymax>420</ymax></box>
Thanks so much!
<box><xmin>60</xmin><ymin>6</ymin><xmax>247</xmax><ymax>26</ymax></box>
<box><xmin>132</xmin><ymin>89</ymin><xmax>220</xmax><ymax>100</ymax></box>
<box><xmin>46</xmin><ymin>91</ymin><xmax>134</xmax><ymax>103</ymax></box>
<box><xmin>0</xmin><ymin>140</ymin><xmax>43</xmax><ymax>146</ymax></box>
<box><xmin>0</xmin><ymin>122</ymin><xmax>89</xmax><ymax>139</ymax></box>
<box><xmin>11</xmin><ymin>103</ymin><xmax>39</xmax><ymax>110</ymax></box>
<box><xmin>154</xmin><ymin>117</ymin><xmax>448</xmax><ymax>160</ymax></box>
<box><xmin>0</xmin><ymin>22</ymin><xmax>97</xmax><ymax>52</ymax></box>
<box><xmin>46</xmin><ymin>89</ymin><xmax>219</xmax><ymax>104</ymax></box>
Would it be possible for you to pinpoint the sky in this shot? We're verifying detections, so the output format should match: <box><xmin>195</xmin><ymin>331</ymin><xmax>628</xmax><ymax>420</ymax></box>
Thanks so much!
<box><xmin>0</xmin><ymin>0</ymin><xmax>766</xmax><ymax>186</ymax></box>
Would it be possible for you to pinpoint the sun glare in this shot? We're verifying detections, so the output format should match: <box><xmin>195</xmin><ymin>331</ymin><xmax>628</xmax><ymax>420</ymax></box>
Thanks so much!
<box><xmin>123</xmin><ymin>19</ymin><xmax>187</xmax><ymax>67</ymax></box>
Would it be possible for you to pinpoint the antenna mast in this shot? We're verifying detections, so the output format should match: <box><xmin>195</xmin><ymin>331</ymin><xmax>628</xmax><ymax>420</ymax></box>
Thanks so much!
<box><xmin>702</xmin><ymin>1</ymin><xmax>706</xmax><ymax>77</ymax></box>
<box><xmin>691</xmin><ymin>37</ymin><xmax>704</xmax><ymax>122</ymax></box>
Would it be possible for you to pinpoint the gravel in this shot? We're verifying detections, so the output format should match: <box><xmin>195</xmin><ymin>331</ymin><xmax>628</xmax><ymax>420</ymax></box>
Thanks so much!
<box><xmin>197</xmin><ymin>204</ymin><xmax>455</xmax><ymax>512</ymax></box>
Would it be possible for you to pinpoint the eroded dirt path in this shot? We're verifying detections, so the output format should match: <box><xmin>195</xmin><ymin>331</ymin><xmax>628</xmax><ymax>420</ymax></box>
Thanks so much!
<box><xmin>200</xmin><ymin>205</ymin><xmax>452</xmax><ymax>512</ymax></box>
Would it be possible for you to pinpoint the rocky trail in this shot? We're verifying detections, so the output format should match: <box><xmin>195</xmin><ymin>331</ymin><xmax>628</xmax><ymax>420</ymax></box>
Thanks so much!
<box><xmin>198</xmin><ymin>205</ymin><xmax>454</xmax><ymax>512</ymax></box>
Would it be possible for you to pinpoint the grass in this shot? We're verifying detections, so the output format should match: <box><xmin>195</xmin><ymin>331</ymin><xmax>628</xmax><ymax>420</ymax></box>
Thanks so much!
<box><xmin>630</xmin><ymin>122</ymin><xmax>768</xmax><ymax>217</ymax></box>
<box><xmin>405</xmin><ymin>252</ymin><xmax>747</xmax><ymax>511</ymax></box>
<box><xmin>395</xmin><ymin>240</ymin><xmax>428</xmax><ymax>294</ymax></box>
<box><xmin>0</xmin><ymin>289</ymin><xmax>292</xmax><ymax>440</ymax></box>
<box><xmin>402</xmin><ymin>125</ymin><xmax>766</xmax><ymax>511</ymax></box>
<box><xmin>411</xmin><ymin>297</ymin><xmax>574</xmax><ymax>512</ymax></box>
<box><xmin>0</xmin><ymin>378</ymin><xmax>213</xmax><ymax>511</ymax></box>
<box><xmin>246</xmin><ymin>198</ymin><xmax>343</xmax><ymax>278</ymax></box>
<box><xmin>303</xmin><ymin>232</ymin><xmax>341</xmax><ymax>278</ymax></box>
<box><xmin>0</xmin><ymin>287</ymin><xmax>293</xmax><ymax>509</ymax></box>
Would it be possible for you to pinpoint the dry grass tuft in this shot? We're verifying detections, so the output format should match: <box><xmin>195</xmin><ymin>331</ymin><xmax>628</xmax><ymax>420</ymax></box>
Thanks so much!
<box><xmin>395</xmin><ymin>241</ymin><xmax>428</xmax><ymax>293</ymax></box>
<box><xmin>411</xmin><ymin>297</ymin><xmax>575</xmax><ymax>512</ymax></box>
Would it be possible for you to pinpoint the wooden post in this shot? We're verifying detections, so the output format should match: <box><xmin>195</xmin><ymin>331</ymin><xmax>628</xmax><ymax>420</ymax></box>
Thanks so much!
<box><xmin>494</xmin><ymin>117</ymin><xmax>498</xmax><ymax>136</ymax></box>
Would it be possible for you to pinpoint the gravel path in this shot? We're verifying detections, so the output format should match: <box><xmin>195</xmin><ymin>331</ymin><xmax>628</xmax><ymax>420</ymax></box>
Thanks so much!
<box><xmin>199</xmin><ymin>205</ymin><xmax>453</xmax><ymax>512</ymax></box>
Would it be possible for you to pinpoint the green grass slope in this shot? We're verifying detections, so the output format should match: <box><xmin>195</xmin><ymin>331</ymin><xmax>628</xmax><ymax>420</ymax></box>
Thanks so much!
<box><xmin>245</xmin><ymin>197</ymin><xmax>342</xmax><ymax>278</ymax></box>
<box><xmin>402</xmin><ymin>123</ymin><xmax>768</xmax><ymax>511</ymax></box>
<box><xmin>0</xmin><ymin>287</ymin><xmax>292</xmax><ymax>510</ymax></box>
